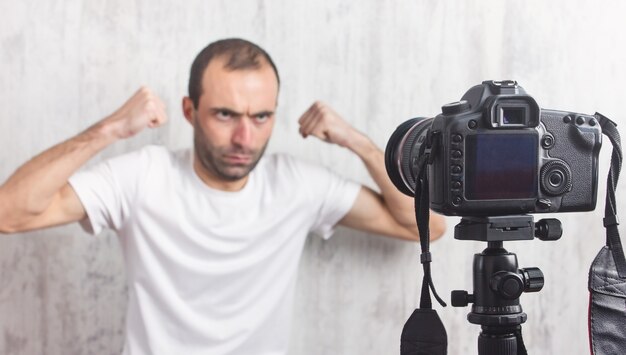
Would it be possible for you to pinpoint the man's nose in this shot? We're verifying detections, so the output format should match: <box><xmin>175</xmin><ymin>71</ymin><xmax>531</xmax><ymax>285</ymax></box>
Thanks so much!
<box><xmin>232</xmin><ymin>117</ymin><xmax>252</xmax><ymax>147</ymax></box>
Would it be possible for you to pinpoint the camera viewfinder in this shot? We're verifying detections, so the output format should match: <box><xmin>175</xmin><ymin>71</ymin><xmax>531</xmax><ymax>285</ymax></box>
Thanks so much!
<box><xmin>501</xmin><ymin>107</ymin><xmax>526</xmax><ymax>125</ymax></box>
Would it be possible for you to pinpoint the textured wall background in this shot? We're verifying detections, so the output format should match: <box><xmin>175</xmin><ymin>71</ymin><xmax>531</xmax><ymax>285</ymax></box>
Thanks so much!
<box><xmin>1</xmin><ymin>0</ymin><xmax>626</xmax><ymax>354</ymax></box>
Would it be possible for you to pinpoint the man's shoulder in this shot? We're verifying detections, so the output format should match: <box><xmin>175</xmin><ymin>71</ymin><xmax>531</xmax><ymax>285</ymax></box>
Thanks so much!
<box><xmin>105</xmin><ymin>145</ymin><xmax>189</xmax><ymax>174</ymax></box>
<box><xmin>137</xmin><ymin>144</ymin><xmax>178</xmax><ymax>160</ymax></box>
<box><xmin>261</xmin><ymin>153</ymin><xmax>338</xmax><ymax>182</ymax></box>
<box><xmin>263</xmin><ymin>152</ymin><xmax>319</xmax><ymax>172</ymax></box>
<box><xmin>124</xmin><ymin>145</ymin><xmax>188</xmax><ymax>163</ymax></box>
<box><xmin>111</xmin><ymin>144</ymin><xmax>169</xmax><ymax>161</ymax></box>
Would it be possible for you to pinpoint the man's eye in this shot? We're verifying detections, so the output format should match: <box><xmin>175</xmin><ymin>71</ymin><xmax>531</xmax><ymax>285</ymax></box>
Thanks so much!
<box><xmin>216</xmin><ymin>111</ymin><xmax>232</xmax><ymax>120</ymax></box>
<box><xmin>255</xmin><ymin>114</ymin><xmax>271</xmax><ymax>123</ymax></box>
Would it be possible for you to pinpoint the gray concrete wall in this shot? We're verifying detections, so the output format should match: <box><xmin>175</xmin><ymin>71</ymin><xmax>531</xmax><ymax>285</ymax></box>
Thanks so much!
<box><xmin>1</xmin><ymin>0</ymin><xmax>626</xmax><ymax>354</ymax></box>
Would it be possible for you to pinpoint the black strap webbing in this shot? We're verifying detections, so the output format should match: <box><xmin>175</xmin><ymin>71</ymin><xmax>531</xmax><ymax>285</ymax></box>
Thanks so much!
<box><xmin>400</xmin><ymin>132</ymin><xmax>448</xmax><ymax>355</ymax></box>
<box><xmin>595</xmin><ymin>112</ymin><xmax>626</xmax><ymax>278</ymax></box>
<box><xmin>415</xmin><ymin>132</ymin><xmax>446</xmax><ymax>309</ymax></box>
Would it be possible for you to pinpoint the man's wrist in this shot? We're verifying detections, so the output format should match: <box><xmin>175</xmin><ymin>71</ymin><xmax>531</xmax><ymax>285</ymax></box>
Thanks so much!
<box><xmin>83</xmin><ymin>118</ymin><xmax>121</xmax><ymax>147</ymax></box>
<box><xmin>346</xmin><ymin>130</ymin><xmax>379</xmax><ymax>161</ymax></box>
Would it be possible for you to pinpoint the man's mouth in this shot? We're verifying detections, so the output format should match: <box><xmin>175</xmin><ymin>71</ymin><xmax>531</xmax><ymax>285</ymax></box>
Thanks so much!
<box><xmin>223</xmin><ymin>154</ymin><xmax>252</xmax><ymax>165</ymax></box>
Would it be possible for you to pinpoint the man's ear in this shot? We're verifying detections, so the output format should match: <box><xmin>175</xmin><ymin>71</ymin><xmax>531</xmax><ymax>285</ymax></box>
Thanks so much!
<box><xmin>182</xmin><ymin>97</ymin><xmax>195</xmax><ymax>125</ymax></box>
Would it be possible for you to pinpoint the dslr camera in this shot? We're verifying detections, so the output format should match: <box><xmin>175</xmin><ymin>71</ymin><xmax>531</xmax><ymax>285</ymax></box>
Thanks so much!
<box><xmin>385</xmin><ymin>80</ymin><xmax>602</xmax><ymax>216</ymax></box>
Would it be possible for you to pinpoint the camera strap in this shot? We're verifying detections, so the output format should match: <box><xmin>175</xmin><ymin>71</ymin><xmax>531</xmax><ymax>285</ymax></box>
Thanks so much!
<box><xmin>588</xmin><ymin>112</ymin><xmax>626</xmax><ymax>354</ymax></box>
<box><xmin>400</xmin><ymin>131</ymin><xmax>448</xmax><ymax>355</ymax></box>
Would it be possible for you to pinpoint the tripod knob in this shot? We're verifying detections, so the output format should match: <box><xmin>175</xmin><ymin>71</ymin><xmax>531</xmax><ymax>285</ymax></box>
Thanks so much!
<box><xmin>521</xmin><ymin>267</ymin><xmax>544</xmax><ymax>292</ymax></box>
<box><xmin>451</xmin><ymin>290</ymin><xmax>474</xmax><ymax>307</ymax></box>
<box><xmin>490</xmin><ymin>272</ymin><xmax>524</xmax><ymax>300</ymax></box>
<box><xmin>535</xmin><ymin>218</ymin><xmax>562</xmax><ymax>241</ymax></box>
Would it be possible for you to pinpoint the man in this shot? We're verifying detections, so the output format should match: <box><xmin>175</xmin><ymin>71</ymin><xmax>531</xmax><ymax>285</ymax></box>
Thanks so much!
<box><xmin>0</xmin><ymin>38</ymin><xmax>445</xmax><ymax>354</ymax></box>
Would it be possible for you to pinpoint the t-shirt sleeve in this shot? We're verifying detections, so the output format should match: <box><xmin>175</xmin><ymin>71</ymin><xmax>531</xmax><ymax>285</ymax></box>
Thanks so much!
<box><xmin>68</xmin><ymin>147</ymin><xmax>152</xmax><ymax>235</ymax></box>
<box><xmin>307</xmin><ymin>164</ymin><xmax>361</xmax><ymax>240</ymax></box>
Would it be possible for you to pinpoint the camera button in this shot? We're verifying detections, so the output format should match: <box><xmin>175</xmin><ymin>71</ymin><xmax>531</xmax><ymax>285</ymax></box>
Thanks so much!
<box><xmin>468</xmin><ymin>120</ymin><xmax>478</xmax><ymax>129</ymax></box>
<box><xmin>451</xmin><ymin>165</ymin><xmax>462</xmax><ymax>174</ymax></box>
<box><xmin>589</xmin><ymin>118</ymin><xmax>597</xmax><ymax>126</ymax></box>
<box><xmin>535</xmin><ymin>199</ymin><xmax>552</xmax><ymax>210</ymax></box>
<box><xmin>541</xmin><ymin>134</ymin><xmax>555</xmax><ymax>149</ymax></box>
<box><xmin>451</xmin><ymin>134</ymin><xmax>463</xmax><ymax>143</ymax></box>
<box><xmin>452</xmin><ymin>150</ymin><xmax>463</xmax><ymax>158</ymax></box>
<box><xmin>563</xmin><ymin>115</ymin><xmax>573</xmax><ymax>123</ymax></box>
<box><xmin>452</xmin><ymin>196</ymin><xmax>462</xmax><ymax>205</ymax></box>
<box><xmin>452</xmin><ymin>181</ymin><xmax>462</xmax><ymax>189</ymax></box>
<box><xmin>576</xmin><ymin>116</ymin><xmax>586</xmax><ymax>125</ymax></box>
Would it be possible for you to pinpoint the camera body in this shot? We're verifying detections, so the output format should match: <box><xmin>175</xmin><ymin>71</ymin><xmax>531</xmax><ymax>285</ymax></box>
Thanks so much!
<box><xmin>385</xmin><ymin>80</ymin><xmax>602</xmax><ymax>216</ymax></box>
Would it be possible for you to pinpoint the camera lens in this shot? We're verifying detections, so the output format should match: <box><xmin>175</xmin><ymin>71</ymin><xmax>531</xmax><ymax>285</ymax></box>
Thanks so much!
<box><xmin>384</xmin><ymin>117</ymin><xmax>433</xmax><ymax>197</ymax></box>
<box><xmin>540</xmin><ymin>160</ymin><xmax>572</xmax><ymax>196</ymax></box>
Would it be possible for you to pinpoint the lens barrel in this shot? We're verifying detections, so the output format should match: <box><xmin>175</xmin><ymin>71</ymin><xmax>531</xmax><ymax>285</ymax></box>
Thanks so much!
<box><xmin>384</xmin><ymin>117</ymin><xmax>433</xmax><ymax>197</ymax></box>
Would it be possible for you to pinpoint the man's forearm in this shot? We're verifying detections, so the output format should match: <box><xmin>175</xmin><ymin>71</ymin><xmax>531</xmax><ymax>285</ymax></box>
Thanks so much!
<box><xmin>0</xmin><ymin>87</ymin><xmax>168</xmax><ymax>230</ymax></box>
<box><xmin>346</xmin><ymin>131</ymin><xmax>446</xmax><ymax>240</ymax></box>
<box><xmin>0</xmin><ymin>123</ymin><xmax>116</xmax><ymax>218</ymax></box>
<box><xmin>345</xmin><ymin>132</ymin><xmax>419</xmax><ymax>228</ymax></box>
<box><xmin>297</xmin><ymin>101</ymin><xmax>446</xmax><ymax>240</ymax></box>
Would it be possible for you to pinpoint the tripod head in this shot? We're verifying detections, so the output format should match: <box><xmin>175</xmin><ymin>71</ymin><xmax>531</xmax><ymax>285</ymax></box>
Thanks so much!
<box><xmin>454</xmin><ymin>215</ymin><xmax>562</xmax><ymax>242</ymax></box>
<box><xmin>450</xmin><ymin>215</ymin><xmax>562</xmax><ymax>355</ymax></box>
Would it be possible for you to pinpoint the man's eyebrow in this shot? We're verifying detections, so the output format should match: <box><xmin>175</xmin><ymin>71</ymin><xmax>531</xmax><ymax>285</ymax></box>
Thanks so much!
<box><xmin>251</xmin><ymin>110</ymin><xmax>275</xmax><ymax>117</ymax></box>
<box><xmin>210</xmin><ymin>107</ymin><xmax>243</xmax><ymax>116</ymax></box>
<box><xmin>209</xmin><ymin>108</ymin><xmax>274</xmax><ymax>117</ymax></box>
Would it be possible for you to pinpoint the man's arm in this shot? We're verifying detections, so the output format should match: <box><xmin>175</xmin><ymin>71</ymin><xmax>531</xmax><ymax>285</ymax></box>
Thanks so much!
<box><xmin>298</xmin><ymin>102</ymin><xmax>446</xmax><ymax>242</ymax></box>
<box><xmin>0</xmin><ymin>87</ymin><xmax>167</xmax><ymax>234</ymax></box>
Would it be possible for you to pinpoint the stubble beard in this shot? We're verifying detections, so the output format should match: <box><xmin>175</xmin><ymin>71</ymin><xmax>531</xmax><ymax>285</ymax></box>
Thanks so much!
<box><xmin>193</xmin><ymin>121</ymin><xmax>268</xmax><ymax>182</ymax></box>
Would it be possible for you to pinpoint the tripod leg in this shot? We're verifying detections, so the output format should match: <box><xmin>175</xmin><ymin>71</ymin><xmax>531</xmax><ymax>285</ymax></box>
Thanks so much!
<box><xmin>478</xmin><ymin>327</ymin><xmax>518</xmax><ymax>355</ymax></box>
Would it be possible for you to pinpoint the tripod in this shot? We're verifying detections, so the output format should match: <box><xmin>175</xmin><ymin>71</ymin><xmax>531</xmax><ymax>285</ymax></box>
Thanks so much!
<box><xmin>450</xmin><ymin>215</ymin><xmax>561</xmax><ymax>355</ymax></box>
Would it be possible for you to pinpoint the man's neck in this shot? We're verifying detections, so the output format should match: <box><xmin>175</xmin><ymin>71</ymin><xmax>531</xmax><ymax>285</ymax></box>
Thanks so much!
<box><xmin>192</xmin><ymin>157</ymin><xmax>249</xmax><ymax>192</ymax></box>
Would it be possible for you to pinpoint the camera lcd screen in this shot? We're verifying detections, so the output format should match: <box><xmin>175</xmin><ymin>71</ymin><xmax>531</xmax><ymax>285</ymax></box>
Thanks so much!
<box><xmin>465</xmin><ymin>134</ymin><xmax>537</xmax><ymax>200</ymax></box>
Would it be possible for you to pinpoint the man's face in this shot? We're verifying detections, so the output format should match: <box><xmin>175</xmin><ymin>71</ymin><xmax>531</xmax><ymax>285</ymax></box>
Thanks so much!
<box><xmin>184</xmin><ymin>58</ymin><xmax>278</xmax><ymax>183</ymax></box>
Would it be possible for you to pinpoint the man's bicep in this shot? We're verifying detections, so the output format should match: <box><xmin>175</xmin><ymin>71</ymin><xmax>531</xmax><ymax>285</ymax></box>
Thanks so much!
<box><xmin>339</xmin><ymin>186</ymin><xmax>418</xmax><ymax>241</ymax></box>
<box><xmin>18</xmin><ymin>183</ymin><xmax>87</xmax><ymax>232</ymax></box>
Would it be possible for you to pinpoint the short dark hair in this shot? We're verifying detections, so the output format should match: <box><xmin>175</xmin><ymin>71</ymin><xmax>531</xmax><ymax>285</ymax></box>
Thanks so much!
<box><xmin>188</xmin><ymin>38</ymin><xmax>280</xmax><ymax>108</ymax></box>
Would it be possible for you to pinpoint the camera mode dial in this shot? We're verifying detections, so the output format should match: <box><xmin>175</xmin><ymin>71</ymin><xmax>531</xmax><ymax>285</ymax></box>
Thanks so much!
<box><xmin>442</xmin><ymin>100</ymin><xmax>470</xmax><ymax>115</ymax></box>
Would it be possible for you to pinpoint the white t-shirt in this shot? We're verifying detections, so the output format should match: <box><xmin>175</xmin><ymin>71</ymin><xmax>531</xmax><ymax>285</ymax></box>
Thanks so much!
<box><xmin>68</xmin><ymin>145</ymin><xmax>361</xmax><ymax>355</ymax></box>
